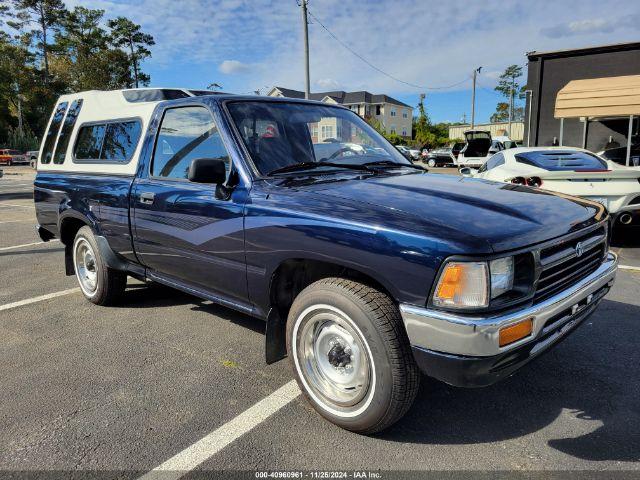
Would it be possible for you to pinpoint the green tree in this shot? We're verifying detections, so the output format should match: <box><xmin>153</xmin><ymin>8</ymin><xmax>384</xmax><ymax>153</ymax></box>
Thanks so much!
<box><xmin>0</xmin><ymin>3</ymin><xmax>154</xmax><ymax>148</ymax></box>
<box><xmin>4</xmin><ymin>0</ymin><xmax>66</xmax><ymax>80</ymax></box>
<box><xmin>107</xmin><ymin>17</ymin><xmax>154</xmax><ymax>88</ymax></box>
<box><xmin>0</xmin><ymin>35</ymin><xmax>35</xmax><ymax>134</ymax></box>
<box><xmin>55</xmin><ymin>7</ymin><xmax>133</xmax><ymax>90</ymax></box>
<box><xmin>493</xmin><ymin>64</ymin><xmax>526</xmax><ymax>123</ymax></box>
<box><xmin>490</xmin><ymin>102</ymin><xmax>524</xmax><ymax>123</ymax></box>
<box><xmin>413</xmin><ymin>95</ymin><xmax>433</xmax><ymax>147</ymax></box>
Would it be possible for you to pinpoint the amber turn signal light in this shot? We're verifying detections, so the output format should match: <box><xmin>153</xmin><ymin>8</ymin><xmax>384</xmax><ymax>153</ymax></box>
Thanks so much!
<box><xmin>499</xmin><ymin>318</ymin><xmax>533</xmax><ymax>347</ymax></box>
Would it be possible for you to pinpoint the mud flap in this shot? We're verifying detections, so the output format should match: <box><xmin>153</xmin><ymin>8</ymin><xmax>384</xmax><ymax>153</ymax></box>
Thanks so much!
<box><xmin>265</xmin><ymin>307</ymin><xmax>287</xmax><ymax>364</ymax></box>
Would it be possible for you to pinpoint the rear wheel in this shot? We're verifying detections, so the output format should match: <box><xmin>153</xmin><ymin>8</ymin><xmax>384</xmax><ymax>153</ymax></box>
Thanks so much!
<box><xmin>287</xmin><ymin>277</ymin><xmax>419</xmax><ymax>434</ymax></box>
<box><xmin>427</xmin><ymin>158</ymin><xmax>436</xmax><ymax>167</ymax></box>
<box><xmin>73</xmin><ymin>226</ymin><xmax>126</xmax><ymax>305</ymax></box>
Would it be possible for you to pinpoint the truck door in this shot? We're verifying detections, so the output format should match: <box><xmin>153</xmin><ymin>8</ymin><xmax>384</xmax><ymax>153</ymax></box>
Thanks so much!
<box><xmin>132</xmin><ymin>104</ymin><xmax>249</xmax><ymax>309</ymax></box>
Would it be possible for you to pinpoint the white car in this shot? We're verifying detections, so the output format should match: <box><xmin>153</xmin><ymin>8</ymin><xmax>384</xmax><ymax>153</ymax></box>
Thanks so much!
<box><xmin>461</xmin><ymin>146</ymin><xmax>640</xmax><ymax>227</ymax></box>
<box><xmin>396</xmin><ymin>145</ymin><xmax>420</xmax><ymax>160</ymax></box>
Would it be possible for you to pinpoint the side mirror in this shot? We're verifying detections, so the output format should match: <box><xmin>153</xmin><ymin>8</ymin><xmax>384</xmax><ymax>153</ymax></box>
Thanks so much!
<box><xmin>188</xmin><ymin>158</ymin><xmax>227</xmax><ymax>184</ymax></box>
<box><xmin>459</xmin><ymin>167</ymin><xmax>477</xmax><ymax>177</ymax></box>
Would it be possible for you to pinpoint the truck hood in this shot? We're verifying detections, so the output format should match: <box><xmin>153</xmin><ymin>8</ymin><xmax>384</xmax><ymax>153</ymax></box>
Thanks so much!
<box><xmin>307</xmin><ymin>172</ymin><xmax>604</xmax><ymax>252</ymax></box>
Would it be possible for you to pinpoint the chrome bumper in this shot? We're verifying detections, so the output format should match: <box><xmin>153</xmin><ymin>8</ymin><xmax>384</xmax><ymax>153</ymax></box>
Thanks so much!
<box><xmin>400</xmin><ymin>252</ymin><xmax>618</xmax><ymax>357</ymax></box>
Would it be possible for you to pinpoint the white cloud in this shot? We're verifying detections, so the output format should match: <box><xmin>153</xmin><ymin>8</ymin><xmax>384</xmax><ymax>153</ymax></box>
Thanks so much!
<box><xmin>541</xmin><ymin>18</ymin><xmax>615</xmax><ymax>38</ymax></box>
<box><xmin>316</xmin><ymin>78</ymin><xmax>341</xmax><ymax>90</ymax></box>
<box><xmin>219</xmin><ymin>60</ymin><xmax>251</xmax><ymax>74</ymax></box>
<box><xmin>69</xmin><ymin>0</ymin><xmax>640</xmax><ymax>99</ymax></box>
<box><xmin>541</xmin><ymin>12</ymin><xmax>640</xmax><ymax>39</ymax></box>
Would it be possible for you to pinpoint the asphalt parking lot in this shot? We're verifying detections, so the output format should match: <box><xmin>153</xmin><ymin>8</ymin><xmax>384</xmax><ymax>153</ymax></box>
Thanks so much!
<box><xmin>1</xmin><ymin>165</ymin><xmax>639</xmax><ymax>476</ymax></box>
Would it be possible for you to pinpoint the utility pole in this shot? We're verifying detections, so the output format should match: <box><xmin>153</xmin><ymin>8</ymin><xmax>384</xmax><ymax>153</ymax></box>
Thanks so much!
<box><xmin>300</xmin><ymin>0</ymin><xmax>310</xmax><ymax>99</ymax></box>
<box><xmin>15</xmin><ymin>82</ymin><xmax>24</xmax><ymax>135</ymax></box>
<box><xmin>471</xmin><ymin>67</ymin><xmax>481</xmax><ymax>128</ymax></box>
<box><xmin>507</xmin><ymin>76</ymin><xmax>515</xmax><ymax>137</ymax></box>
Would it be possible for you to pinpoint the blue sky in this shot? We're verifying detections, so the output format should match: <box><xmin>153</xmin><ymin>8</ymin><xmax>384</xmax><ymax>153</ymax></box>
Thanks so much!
<box><xmin>68</xmin><ymin>0</ymin><xmax>640</xmax><ymax>123</ymax></box>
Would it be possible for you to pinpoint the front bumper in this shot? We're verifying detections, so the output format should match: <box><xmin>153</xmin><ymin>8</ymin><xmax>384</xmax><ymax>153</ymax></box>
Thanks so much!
<box><xmin>400</xmin><ymin>252</ymin><xmax>618</xmax><ymax>387</ymax></box>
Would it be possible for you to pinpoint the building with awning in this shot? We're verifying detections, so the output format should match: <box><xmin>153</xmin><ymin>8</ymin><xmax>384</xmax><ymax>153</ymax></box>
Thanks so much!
<box><xmin>554</xmin><ymin>75</ymin><xmax>640</xmax><ymax>165</ymax></box>
<box><xmin>524</xmin><ymin>42</ymin><xmax>640</xmax><ymax>166</ymax></box>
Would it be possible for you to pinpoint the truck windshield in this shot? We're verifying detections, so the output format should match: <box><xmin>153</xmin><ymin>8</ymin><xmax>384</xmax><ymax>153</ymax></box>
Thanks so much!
<box><xmin>226</xmin><ymin>101</ymin><xmax>411</xmax><ymax>175</ymax></box>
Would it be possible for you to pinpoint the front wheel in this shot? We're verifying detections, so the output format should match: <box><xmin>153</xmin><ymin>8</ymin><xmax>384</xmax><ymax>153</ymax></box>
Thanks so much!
<box><xmin>287</xmin><ymin>278</ymin><xmax>420</xmax><ymax>434</ymax></box>
<box><xmin>427</xmin><ymin>159</ymin><xmax>436</xmax><ymax>167</ymax></box>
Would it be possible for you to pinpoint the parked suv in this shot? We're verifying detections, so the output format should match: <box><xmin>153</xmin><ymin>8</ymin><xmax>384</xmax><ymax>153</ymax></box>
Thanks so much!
<box><xmin>34</xmin><ymin>89</ymin><xmax>618</xmax><ymax>433</ymax></box>
<box><xmin>425</xmin><ymin>142</ymin><xmax>465</xmax><ymax>167</ymax></box>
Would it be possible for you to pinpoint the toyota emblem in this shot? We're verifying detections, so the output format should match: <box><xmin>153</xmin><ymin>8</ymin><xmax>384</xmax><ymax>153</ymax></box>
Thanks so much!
<box><xmin>575</xmin><ymin>241</ymin><xmax>584</xmax><ymax>258</ymax></box>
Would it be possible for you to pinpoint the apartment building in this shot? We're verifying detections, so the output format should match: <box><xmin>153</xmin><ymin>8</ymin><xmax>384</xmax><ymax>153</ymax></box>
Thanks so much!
<box><xmin>268</xmin><ymin>87</ymin><xmax>413</xmax><ymax>138</ymax></box>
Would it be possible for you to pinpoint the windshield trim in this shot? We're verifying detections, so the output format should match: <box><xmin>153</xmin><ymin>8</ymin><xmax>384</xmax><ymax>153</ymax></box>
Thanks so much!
<box><xmin>221</xmin><ymin>98</ymin><xmax>412</xmax><ymax>180</ymax></box>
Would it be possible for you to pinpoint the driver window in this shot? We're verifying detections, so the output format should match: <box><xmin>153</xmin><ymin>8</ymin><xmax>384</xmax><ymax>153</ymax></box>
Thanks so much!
<box><xmin>152</xmin><ymin>106</ymin><xmax>230</xmax><ymax>180</ymax></box>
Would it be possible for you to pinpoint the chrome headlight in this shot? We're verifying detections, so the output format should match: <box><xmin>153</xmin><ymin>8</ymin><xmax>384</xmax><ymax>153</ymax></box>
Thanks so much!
<box><xmin>489</xmin><ymin>256</ymin><xmax>514</xmax><ymax>299</ymax></box>
<box><xmin>433</xmin><ymin>256</ymin><xmax>515</xmax><ymax>309</ymax></box>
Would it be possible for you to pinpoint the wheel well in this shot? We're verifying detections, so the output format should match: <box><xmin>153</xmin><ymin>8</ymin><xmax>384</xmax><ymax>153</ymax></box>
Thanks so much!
<box><xmin>270</xmin><ymin>259</ymin><xmax>394</xmax><ymax>325</ymax></box>
<box><xmin>265</xmin><ymin>259</ymin><xmax>397</xmax><ymax>364</ymax></box>
<box><xmin>60</xmin><ymin>218</ymin><xmax>89</xmax><ymax>275</ymax></box>
<box><xmin>60</xmin><ymin>217</ymin><xmax>89</xmax><ymax>247</ymax></box>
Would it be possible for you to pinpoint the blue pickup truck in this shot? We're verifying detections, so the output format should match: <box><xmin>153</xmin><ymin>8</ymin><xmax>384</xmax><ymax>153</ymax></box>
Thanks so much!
<box><xmin>34</xmin><ymin>88</ymin><xmax>618</xmax><ymax>433</ymax></box>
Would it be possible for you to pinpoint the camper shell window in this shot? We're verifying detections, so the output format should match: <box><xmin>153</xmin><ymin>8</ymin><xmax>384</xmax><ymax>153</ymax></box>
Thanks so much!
<box><xmin>73</xmin><ymin>118</ymin><xmax>142</xmax><ymax>163</ymax></box>
<box><xmin>53</xmin><ymin>99</ymin><xmax>83</xmax><ymax>164</ymax></box>
<box><xmin>41</xmin><ymin>102</ymin><xmax>69</xmax><ymax>164</ymax></box>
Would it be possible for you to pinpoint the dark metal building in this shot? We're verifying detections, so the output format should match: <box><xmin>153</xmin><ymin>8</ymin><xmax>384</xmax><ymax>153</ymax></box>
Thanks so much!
<box><xmin>524</xmin><ymin>42</ymin><xmax>640</xmax><ymax>151</ymax></box>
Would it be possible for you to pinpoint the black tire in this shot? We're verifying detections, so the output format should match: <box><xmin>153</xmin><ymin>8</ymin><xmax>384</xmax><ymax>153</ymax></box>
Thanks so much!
<box><xmin>286</xmin><ymin>277</ymin><xmax>420</xmax><ymax>434</ymax></box>
<box><xmin>72</xmin><ymin>226</ymin><xmax>126</xmax><ymax>305</ymax></box>
<box><xmin>427</xmin><ymin>158</ymin><xmax>436</xmax><ymax>167</ymax></box>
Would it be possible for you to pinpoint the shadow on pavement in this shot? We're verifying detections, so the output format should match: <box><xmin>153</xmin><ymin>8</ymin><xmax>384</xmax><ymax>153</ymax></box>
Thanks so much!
<box><xmin>0</xmin><ymin>191</ymin><xmax>33</xmax><ymax>201</ymax></box>
<box><xmin>611</xmin><ymin>227</ymin><xmax>640</xmax><ymax>248</ymax></box>
<box><xmin>116</xmin><ymin>281</ymin><xmax>266</xmax><ymax>334</ymax></box>
<box><xmin>95</xmin><ymin>280</ymin><xmax>640</xmax><ymax>462</ymax></box>
<box><xmin>0</xmin><ymin>247</ymin><xmax>64</xmax><ymax>257</ymax></box>
<box><xmin>381</xmin><ymin>298</ymin><xmax>640</xmax><ymax>463</ymax></box>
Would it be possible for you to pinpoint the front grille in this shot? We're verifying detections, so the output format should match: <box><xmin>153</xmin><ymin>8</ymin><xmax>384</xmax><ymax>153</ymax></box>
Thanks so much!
<box><xmin>534</xmin><ymin>227</ymin><xmax>606</xmax><ymax>303</ymax></box>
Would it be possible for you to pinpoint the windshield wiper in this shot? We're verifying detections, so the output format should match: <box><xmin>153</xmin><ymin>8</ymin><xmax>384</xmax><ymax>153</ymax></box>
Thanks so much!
<box><xmin>362</xmin><ymin>160</ymin><xmax>425</xmax><ymax>170</ymax></box>
<box><xmin>267</xmin><ymin>161</ymin><xmax>374</xmax><ymax>176</ymax></box>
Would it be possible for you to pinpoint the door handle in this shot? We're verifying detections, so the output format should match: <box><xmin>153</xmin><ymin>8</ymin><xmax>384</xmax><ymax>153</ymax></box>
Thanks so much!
<box><xmin>140</xmin><ymin>192</ymin><xmax>155</xmax><ymax>205</ymax></box>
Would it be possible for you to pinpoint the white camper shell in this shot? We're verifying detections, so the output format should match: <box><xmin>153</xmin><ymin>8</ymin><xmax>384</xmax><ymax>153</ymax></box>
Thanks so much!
<box><xmin>37</xmin><ymin>88</ymin><xmax>220</xmax><ymax>176</ymax></box>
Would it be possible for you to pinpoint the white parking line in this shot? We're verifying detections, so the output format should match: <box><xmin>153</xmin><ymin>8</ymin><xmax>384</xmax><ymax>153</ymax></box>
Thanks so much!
<box><xmin>0</xmin><ymin>203</ymin><xmax>34</xmax><ymax>208</ymax></box>
<box><xmin>0</xmin><ymin>183</ymin><xmax>32</xmax><ymax>187</ymax></box>
<box><xmin>0</xmin><ymin>288</ymin><xmax>79</xmax><ymax>312</ymax></box>
<box><xmin>0</xmin><ymin>240</ymin><xmax>59</xmax><ymax>252</ymax></box>
<box><xmin>0</xmin><ymin>220</ymin><xmax>32</xmax><ymax>224</ymax></box>
<box><xmin>619</xmin><ymin>264</ymin><xmax>640</xmax><ymax>272</ymax></box>
<box><xmin>138</xmin><ymin>380</ymin><xmax>301</xmax><ymax>480</ymax></box>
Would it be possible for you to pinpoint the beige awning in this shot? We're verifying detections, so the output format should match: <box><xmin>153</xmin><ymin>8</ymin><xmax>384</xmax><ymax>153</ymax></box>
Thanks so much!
<box><xmin>555</xmin><ymin>75</ymin><xmax>640</xmax><ymax>118</ymax></box>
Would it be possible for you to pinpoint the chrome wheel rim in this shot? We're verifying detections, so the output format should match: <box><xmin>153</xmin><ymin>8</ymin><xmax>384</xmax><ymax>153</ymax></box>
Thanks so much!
<box><xmin>295</xmin><ymin>305</ymin><xmax>372</xmax><ymax>410</ymax></box>
<box><xmin>74</xmin><ymin>238</ymin><xmax>98</xmax><ymax>295</ymax></box>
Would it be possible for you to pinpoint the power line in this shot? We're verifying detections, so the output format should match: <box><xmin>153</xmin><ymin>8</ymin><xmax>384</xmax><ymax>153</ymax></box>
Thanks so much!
<box><xmin>306</xmin><ymin>8</ymin><xmax>471</xmax><ymax>91</ymax></box>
